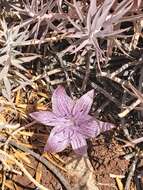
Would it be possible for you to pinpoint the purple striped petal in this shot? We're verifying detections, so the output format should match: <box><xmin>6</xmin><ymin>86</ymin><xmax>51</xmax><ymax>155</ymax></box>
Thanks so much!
<box><xmin>72</xmin><ymin>90</ymin><xmax>94</xmax><ymax>120</ymax></box>
<box><xmin>78</xmin><ymin>122</ymin><xmax>100</xmax><ymax>139</ymax></box>
<box><xmin>70</xmin><ymin>133</ymin><xmax>87</xmax><ymax>155</ymax></box>
<box><xmin>82</xmin><ymin>119</ymin><xmax>115</xmax><ymax>137</ymax></box>
<box><xmin>44</xmin><ymin>126</ymin><xmax>70</xmax><ymax>153</ymax></box>
<box><xmin>75</xmin><ymin>114</ymin><xmax>93</xmax><ymax>126</ymax></box>
<box><xmin>52</xmin><ymin>86</ymin><xmax>74</xmax><ymax>117</ymax></box>
<box><xmin>95</xmin><ymin>119</ymin><xmax>115</xmax><ymax>133</ymax></box>
<box><xmin>30</xmin><ymin>111</ymin><xmax>68</xmax><ymax>126</ymax></box>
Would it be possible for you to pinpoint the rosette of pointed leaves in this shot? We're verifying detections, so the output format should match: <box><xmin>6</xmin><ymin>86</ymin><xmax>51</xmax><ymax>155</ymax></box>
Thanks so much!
<box><xmin>30</xmin><ymin>86</ymin><xmax>115</xmax><ymax>155</ymax></box>
<box><xmin>0</xmin><ymin>19</ymin><xmax>38</xmax><ymax>66</ymax></box>
<box><xmin>11</xmin><ymin>0</ymin><xmax>66</xmax><ymax>39</ymax></box>
<box><xmin>0</xmin><ymin>19</ymin><xmax>29</xmax><ymax>56</ymax></box>
<box><xmin>0</xmin><ymin>19</ymin><xmax>39</xmax><ymax>100</ymax></box>
<box><xmin>65</xmin><ymin>0</ymin><xmax>133</xmax><ymax>63</ymax></box>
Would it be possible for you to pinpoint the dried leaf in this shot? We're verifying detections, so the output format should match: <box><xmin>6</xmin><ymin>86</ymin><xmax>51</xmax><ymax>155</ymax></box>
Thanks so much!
<box><xmin>66</xmin><ymin>157</ymin><xmax>99</xmax><ymax>190</ymax></box>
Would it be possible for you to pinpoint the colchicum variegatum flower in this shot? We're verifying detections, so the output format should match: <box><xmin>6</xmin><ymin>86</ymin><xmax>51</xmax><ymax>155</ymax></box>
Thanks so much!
<box><xmin>30</xmin><ymin>86</ymin><xmax>115</xmax><ymax>155</ymax></box>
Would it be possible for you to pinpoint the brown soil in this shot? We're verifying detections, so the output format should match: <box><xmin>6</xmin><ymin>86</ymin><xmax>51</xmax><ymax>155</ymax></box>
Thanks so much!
<box><xmin>13</xmin><ymin>155</ymin><xmax>63</xmax><ymax>190</ymax></box>
<box><xmin>13</xmin><ymin>134</ymin><xmax>130</xmax><ymax>190</ymax></box>
<box><xmin>89</xmin><ymin>138</ymin><xmax>129</xmax><ymax>190</ymax></box>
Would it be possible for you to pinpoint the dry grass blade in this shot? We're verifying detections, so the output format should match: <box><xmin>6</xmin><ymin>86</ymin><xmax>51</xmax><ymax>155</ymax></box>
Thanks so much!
<box><xmin>0</xmin><ymin>0</ymin><xmax>143</xmax><ymax>189</ymax></box>
<box><xmin>36</xmin><ymin>162</ymin><xmax>43</xmax><ymax>184</ymax></box>
<box><xmin>9</xmin><ymin>140</ymin><xmax>72</xmax><ymax>190</ymax></box>
<box><xmin>115</xmin><ymin>177</ymin><xmax>124</xmax><ymax>190</ymax></box>
<box><xmin>43</xmin><ymin>153</ymin><xmax>68</xmax><ymax>173</ymax></box>
<box><xmin>0</xmin><ymin>149</ymin><xmax>50</xmax><ymax>190</ymax></box>
<box><xmin>14</xmin><ymin>150</ymin><xmax>31</xmax><ymax>164</ymax></box>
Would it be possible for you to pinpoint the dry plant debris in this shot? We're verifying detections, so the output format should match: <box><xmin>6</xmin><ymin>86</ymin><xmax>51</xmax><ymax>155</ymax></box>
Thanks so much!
<box><xmin>0</xmin><ymin>0</ymin><xmax>143</xmax><ymax>190</ymax></box>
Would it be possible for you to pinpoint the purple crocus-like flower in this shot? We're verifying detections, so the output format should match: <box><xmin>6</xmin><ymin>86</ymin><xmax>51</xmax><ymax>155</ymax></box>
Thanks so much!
<box><xmin>30</xmin><ymin>86</ymin><xmax>115</xmax><ymax>155</ymax></box>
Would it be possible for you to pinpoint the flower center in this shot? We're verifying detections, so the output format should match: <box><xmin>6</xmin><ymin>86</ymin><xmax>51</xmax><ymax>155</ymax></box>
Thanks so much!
<box><xmin>65</xmin><ymin>117</ymin><xmax>76</xmax><ymax>127</ymax></box>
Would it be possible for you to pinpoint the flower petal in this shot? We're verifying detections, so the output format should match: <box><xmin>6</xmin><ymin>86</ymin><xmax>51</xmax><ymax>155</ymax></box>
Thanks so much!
<box><xmin>72</xmin><ymin>90</ymin><xmax>94</xmax><ymax>119</ymax></box>
<box><xmin>96</xmin><ymin>119</ymin><xmax>115</xmax><ymax>133</ymax></box>
<box><xmin>44</xmin><ymin>126</ymin><xmax>70</xmax><ymax>153</ymax></box>
<box><xmin>78</xmin><ymin>123</ymin><xmax>99</xmax><ymax>139</ymax></box>
<box><xmin>80</xmin><ymin>119</ymin><xmax>115</xmax><ymax>138</ymax></box>
<box><xmin>52</xmin><ymin>86</ymin><xmax>74</xmax><ymax>117</ymax></box>
<box><xmin>30</xmin><ymin>111</ymin><xmax>68</xmax><ymax>126</ymax></box>
<box><xmin>70</xmin><ymin>133</ymin><xmax>87</xmax><ymax>155</ymax></box>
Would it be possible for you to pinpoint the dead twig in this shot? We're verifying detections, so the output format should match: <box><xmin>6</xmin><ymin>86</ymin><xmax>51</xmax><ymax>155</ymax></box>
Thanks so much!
<box><xmin>124</xmin><ymin>156</ymin><xmax>138</xmax><ymax>190</ymax></box>
<box><xmin>125</xmin><ymin>136</ymin><xmax>143</xmax><ymax>146</ymax></box>
<box><xmin>73</xmin><ymin>70</ymin><xmax>121</xmax><ymax>107</ymax></box>
<box><xmin>81</xmin><ymin>51</ymin><xmax>91</xmax><ymax>93</ymax></box>
<box><xmin>1</xmin><ymin>121</ymin><xmax>36</xmax><ymax>190</ymax></box>
<box><xmin>0</xmin><ymin>120</ymin><xmax>72</xmax><ymax>190</ymax></box>
<box><xmin>3</xmin><ymin>121</ymin><xmax>36</xmax><ymax>150</ymax></box>
<box><xmin>97</xmin><ymin>69</ymin><xmax>143</xmax><ymax>118</ymax></box>
<box><xmin>0</xmin><ymin>149</ymin><xmax>50</xmax><ymax>190</ymax></box>
<box><xmin>118</xmin><ymin>99</ymin><xmax>141</xmax><ymax>118</ymax></box>
<box><xmin>56</xmin><ymin>53</ymin><xmax>73</xmax><ymax>98</ymax></box>
<box><xmin>9</xmin><ymin>139</ymin><xmax>72</xmax><ymax>190</ymax></box>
